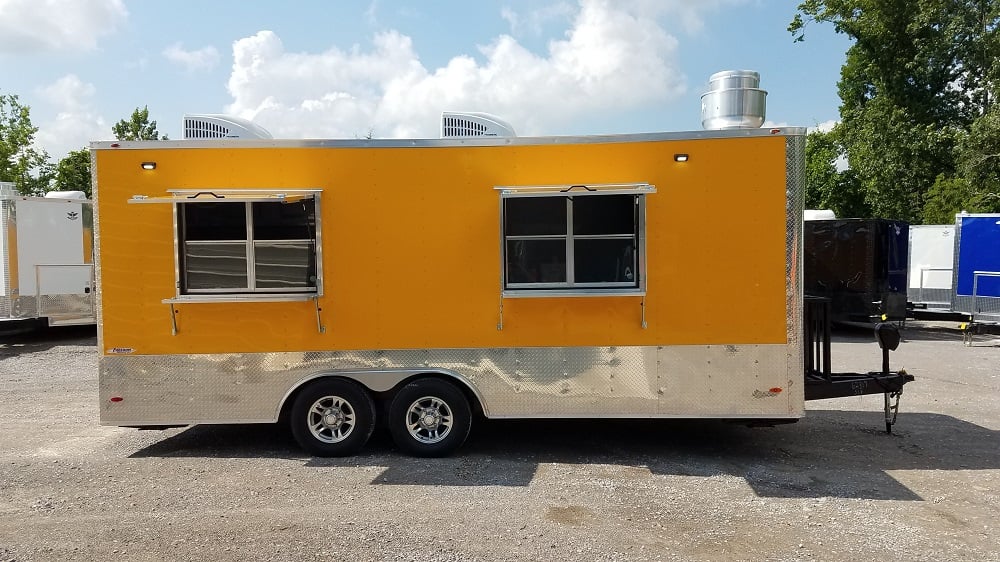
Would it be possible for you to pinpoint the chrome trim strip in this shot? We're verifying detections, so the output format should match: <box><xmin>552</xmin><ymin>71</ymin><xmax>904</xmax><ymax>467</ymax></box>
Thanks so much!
<box><xmin>485</xmin><ymin>413</ymin><xmax>799</xmax><ymax>420</ymax></box>
<box><xmin>129</xmin><ymin>189</ymin><xmax>321</xmax><ymax>205</ymax></box>
<box><xmin>244</xmin><ymin>201</ymin><xmax>255</xmax><ymax>290</ymax></box>
<box><xmin>280</xmin><ymin>367</ymin><xmax>491</xmax><ymax>417</ymax></box>
<box><xmin>312</xmin><ymin>193</ymin><xmax>324</xmax><ymax>297</ymax></box>
<box><xmin>91</xmin><ymin>128</ymin><xmax>808</xmax><ymax>151</ymax></box>
<box><xmin>502</xmin><ymin>289</ymin><xmax>646</xmax><ymax>298</ymax></box>
<box><xmin>506</xmin><ymin>282</ymin><xmax>638</xmax><ymax>289</ymax></box>
<box><xmin>168</xmin><ymin>189</ymin><xmax>322</xmax><ymax>195</ymax></box>
<box><xmin>162</xmin><ymin>294</ymin><xmax>318</xmax><ymax>304</ymax></box>
<box><xmin>497</xmin><ymin>184</ymin><xmax>655</xmax><ymax>198</ymax></box>
<box><xmin>638</xmin><ymin>192</ymin><xmax>648</xmax><ymax>296</ymax></box>
<box><xmin>785</xmin><ymin>134</ymin><xmax>805</xmax><ymax>409</ymax></box>
<box><xmin>566</xmin><ymin>197</ymin><xmax>576</xmax><ymax>284</ymax></box>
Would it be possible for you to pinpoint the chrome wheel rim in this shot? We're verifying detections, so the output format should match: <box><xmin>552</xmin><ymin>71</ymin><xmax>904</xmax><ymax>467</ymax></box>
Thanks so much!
<box><xmin>405</xmin><ymin>396</ymin><xmax>453</xmax><ymax>444</ymax></box>
<box><xmin>307</xmin><ymin>395</ymin><xmax>356</xmax><ymax>443</ymax></box>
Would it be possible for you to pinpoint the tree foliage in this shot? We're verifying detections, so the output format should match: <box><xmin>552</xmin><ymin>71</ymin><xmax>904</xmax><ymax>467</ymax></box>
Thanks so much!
<box><xmin>804</xmin><ymin>127</ymin><xmax>869</xmax><ymax>217</ymax></box>
<box><xmin>55</xmin><ymin>148</ymin><xmax>92</xmax><ymax>198</ymax></box>
<box><xmin>791</xmin><ymin>0</ymin><xmax>1000</xmax><ymax>223</ymax></box>
<box><xmin>959</xmin><ymin>106</ymin><xmax>1000</xmax><ymax>203</ymax></box>
<box><xmin>0</xmin><ymin>93</ymin><xmax>51</xmax><ymax>195</ymax></box>
<box><xmin>112</xmin><ymin>106</ymin><xmax>167</xmax><ymax>141</ymax></box>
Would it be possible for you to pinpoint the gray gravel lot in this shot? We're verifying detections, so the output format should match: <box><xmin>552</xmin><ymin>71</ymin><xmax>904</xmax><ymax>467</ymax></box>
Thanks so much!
<box><xmin>0</xmin><ymin>323</ymin><xmax>998</xmax><ymax>561</ymax></box>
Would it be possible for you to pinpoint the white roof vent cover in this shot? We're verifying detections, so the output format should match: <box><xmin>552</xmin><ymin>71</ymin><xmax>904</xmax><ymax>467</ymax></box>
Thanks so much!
<box><xmin>441</xmin><ymin>112</ymin><xmax>516</xmax><ymax>138</ymax></box>
<box><xmin>182</xmin><ymin>114</ymin><xmax>273</xmax><ymax>140</ymax></box>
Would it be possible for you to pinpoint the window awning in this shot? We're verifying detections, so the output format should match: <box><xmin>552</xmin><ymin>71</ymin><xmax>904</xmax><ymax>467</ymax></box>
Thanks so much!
<box><xmin>494</xmin><ymin>182</ymin><xmax>655</xmax><ymax>198</ymax></box>
<box><xmin>128</xmin><ymin>189</ymin><xmax>321</xmax><ymax>205</ymax></box>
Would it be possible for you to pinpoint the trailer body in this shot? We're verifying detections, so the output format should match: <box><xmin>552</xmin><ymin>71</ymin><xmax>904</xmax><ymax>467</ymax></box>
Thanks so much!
<box><xmin>803</xmin><ymin>219</ymin><xmax>909</xmax><ymax>323</ymax></box>
<box><xmin>92</xmin><ymin>128</ymin><xmax>915</xmax><ymax>455</ymax></box>
<box><xmin>1</xmin><ymin>184</ymin><xmax>95</xmax><ymax>329</ymax></box>
<box><xmin>953</xmin><ymin>214</ymin><xmax>1000</xmax><ymax>323</ymax></box>
<box><xmin>908</xmin><ymin>224</ymin><xmax>954</xmax><ymax>309</ymax></box>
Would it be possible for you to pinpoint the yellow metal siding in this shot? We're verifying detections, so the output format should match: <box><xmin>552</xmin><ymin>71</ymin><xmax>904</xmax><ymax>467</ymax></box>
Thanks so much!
<box><xmin>96</xmin><ymin>136</ymin><xmax>789</xmax><ymax>355</ymax></box>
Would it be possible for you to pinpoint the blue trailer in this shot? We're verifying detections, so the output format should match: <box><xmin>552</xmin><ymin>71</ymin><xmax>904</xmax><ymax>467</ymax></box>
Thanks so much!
<box><xmin>953</xmin><ymin>214</ymin><xmax>1000</xmax><ymax>324</ymax></box>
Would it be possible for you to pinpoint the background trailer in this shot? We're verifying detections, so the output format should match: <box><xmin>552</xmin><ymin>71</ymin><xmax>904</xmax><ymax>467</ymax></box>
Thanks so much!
<box><xmin>92</xmin><ymin>128</ymin><xmax>910</xmax><ymax>457</ymax></box>
<box><xmin>1</xmin><ymin>184</ymin><xmax>96</xmax><ymax>331</ymax></box>
<box><xmin>953</xmin><ymin>213</ymin><xmax>1000</xmax><ymax>324</ymax></box>
<box><xmin>908</xmin><ymin>224</ymin><xmax>955</xmax><ymax>310</ymax></box>
<box><xmin>803</xmin><ymin>218</ymin><xmax>909</xmax><ymax>324</ymax></box>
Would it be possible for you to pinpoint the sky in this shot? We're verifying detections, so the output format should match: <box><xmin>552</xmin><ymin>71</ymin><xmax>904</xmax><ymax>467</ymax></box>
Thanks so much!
<box><xmin>0</xmin><ymin>0</ymin><xmax>852</xmax><ymax>161</ymax></box>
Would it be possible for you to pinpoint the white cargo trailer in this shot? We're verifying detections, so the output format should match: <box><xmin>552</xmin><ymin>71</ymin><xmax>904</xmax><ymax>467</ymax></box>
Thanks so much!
<box><xmin>908</xmin><ymin>224</ymin><xmax>955</xmax><ymax>309</ymax></box>
<box><xmin>0</xmin><ymin>183</ymin><xmax>96</xmax><ymax>330</ymax></box>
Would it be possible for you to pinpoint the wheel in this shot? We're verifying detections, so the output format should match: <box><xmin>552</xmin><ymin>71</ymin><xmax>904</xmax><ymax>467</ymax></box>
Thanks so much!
<box><xmin>388</xmin><ymin>379</ymin><xmax>472</xmax><ymax>457</ymax></box>
<box><xmin>289</xmin><ymin>378</ymin><xmax>375</xmax><ymax>457</ymax></box>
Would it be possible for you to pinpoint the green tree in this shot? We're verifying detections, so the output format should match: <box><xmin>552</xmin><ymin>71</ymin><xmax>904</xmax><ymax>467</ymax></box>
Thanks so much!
<box><xmin>804</xmin><ymin>127</ymin><xmax>869</xmax><ymax>217</ymax></box>
<box><xmin>959</xmin><ymin>107</ymin><xmax>1000</xmax><ymax>206</ymax></box>
<box><xmin>923</xmin><ymin>176</ymin><xmax>976</xmax><ymax>224</ymax></box>
<box><xmin>112</xmin><ymin>106</ymin><xmax>168</xmax><ymax>141</ymax></box>
<box><xmin>0</xmin><ymin>93</ymin><xmax>52</xmax><ymax>195</ymax></box>
<box><xmin>922</xmin><ymin>101</ymin><xmax>1000</xmax><ymax>221</ymax></box>
<box><xmin>790</xmin><ymin>0</ymin><xmax>1000</xmax><ymax>223</ymax></box>
<box><xmin>841</xmin><ymin>97</ymin><xmax>959</xmax><ymax>221</ymax></box>
<box><xmin>54</xmin><ymin>148</ymin><xmax>92</xmax><ymax>198</ymax></box>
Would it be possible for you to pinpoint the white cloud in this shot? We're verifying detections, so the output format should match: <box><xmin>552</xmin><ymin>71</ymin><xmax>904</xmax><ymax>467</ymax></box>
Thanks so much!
<box><xmin>364</xmin><ymin>0</ymin><xmax>378</xmax><ymax>25</ymax></box>
<box><xmin>501</xmin><ymin>2</ymin><xmax>574</xmax><ymax>36</ymax></box>
<box><xmin>0</xmin><ymin>0</ymin><xmax>126</xmax><ymax>54</ymax></box>
<box><xmin>809</xmin><ymin>119</ymin><xmax>839</xmax><ymax>134</ymax></box>
<box><xmin>804</xmin><ymin>120</ymin><xmax>848</xmax><ymax>171</ymax></box>
<box><xmin>584</xmin><ymin>0</ymin><xmax>747</xmax><ymax>34</ymax></box>
<box><xmin>163</xmin><ymin>43</ymin><xmax>221</xmax><ymax>72</ymax></box>
<box><xmin>35</xmin><ymin>75</ymin><xmax>111</xmax><ymax>160</ymax></box>
<box><xmin>224</xmin><ymin>0</ymin><xmax>693</xmax><ymax>139</ymax></box>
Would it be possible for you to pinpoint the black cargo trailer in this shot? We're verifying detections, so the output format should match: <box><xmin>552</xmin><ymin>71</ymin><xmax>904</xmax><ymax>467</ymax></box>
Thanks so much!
<box><xmin>803</xmin><ymin>219</ymin><xmax>909</xmax><ymax>324</ymax></box>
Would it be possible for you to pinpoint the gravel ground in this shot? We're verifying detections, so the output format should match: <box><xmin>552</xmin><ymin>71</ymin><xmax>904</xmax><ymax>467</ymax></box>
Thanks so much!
<box><xmin>0</xmin><ymin>323</ymin><xmax>998</xmax><ymax>561</ymax></box>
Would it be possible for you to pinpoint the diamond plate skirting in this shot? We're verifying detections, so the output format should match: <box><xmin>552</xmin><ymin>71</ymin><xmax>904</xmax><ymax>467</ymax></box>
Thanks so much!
<box><xmin>2</xmin><ymin>294</ymin><xmax>94</xmax><ymax>321</ymax></box>
<box><xmin>99</xmin><ymin>344</ymin><xmax>801</xmax><ymax>425</ymax></box>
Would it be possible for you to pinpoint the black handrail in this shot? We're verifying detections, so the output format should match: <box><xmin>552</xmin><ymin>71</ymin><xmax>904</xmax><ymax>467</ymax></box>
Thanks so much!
<box><xmin>804</xmin><ymin>296</ymin><xmax>832</xmax><ymax>380</ymax></box>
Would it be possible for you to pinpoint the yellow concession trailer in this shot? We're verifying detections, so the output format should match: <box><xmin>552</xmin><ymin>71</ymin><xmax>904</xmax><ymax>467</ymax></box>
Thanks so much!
<box><xmin>92</xmin><ymin>128</ymin><xmax>911</xmax><ymax>457</ymax></box>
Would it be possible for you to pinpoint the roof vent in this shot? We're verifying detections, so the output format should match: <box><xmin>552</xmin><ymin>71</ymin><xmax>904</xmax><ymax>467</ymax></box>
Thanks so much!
<box><xmin>44</xmin><ymin>191</ymin><xmax>88</xmax><ymax>200</ymax></box>
<box><xmin>441</xmin><ymin>112</ymin><xmax>516</xmax><ymax>138</ymax></box>
<box><xmin>182</xmin><ymin>114</ymin><xmax>273</xmax><ymax>140</ymax></box>
<box><xmin>700</xmin><ymin>70</ymin><xmax>767</xmax><ymax>130</ymax></box>
<box><xmin>804</xmin><ymin>209</ymin><xmax>837</xmax><ymax>221</ymax></box>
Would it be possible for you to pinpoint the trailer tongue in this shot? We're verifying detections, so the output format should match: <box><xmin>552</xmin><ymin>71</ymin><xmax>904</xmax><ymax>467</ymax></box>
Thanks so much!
<box><xmin>803</xmin><ymin>297</ymin><xmax>914</xmax><ymax>432</ymax></box>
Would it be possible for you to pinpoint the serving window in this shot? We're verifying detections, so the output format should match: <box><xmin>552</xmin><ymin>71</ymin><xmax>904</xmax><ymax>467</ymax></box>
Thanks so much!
<box><xmin>127</xmin><ymin>189</ymin><xmax>323</xmax><ymax>303</ymax></box>
<box><xmin>498</xmin><ymin>184</ymin><xmax>652</xmax><ymax>297</ymax></box>
<box><xmin>180</xmin><ymin>199</ymin><xmax>317</xmax><ymax>294</ymax></box>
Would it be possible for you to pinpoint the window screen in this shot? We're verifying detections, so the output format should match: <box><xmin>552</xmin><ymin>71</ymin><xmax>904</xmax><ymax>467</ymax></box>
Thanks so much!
<box><xmin>503</xmin><ymin>194</ymin><xmax>640</xmax><ymax>290</ymax></box>
<box><xmin>180</xmin><ymin>199</ymin><xmax>317</xmax><ymax>294</ymax></box>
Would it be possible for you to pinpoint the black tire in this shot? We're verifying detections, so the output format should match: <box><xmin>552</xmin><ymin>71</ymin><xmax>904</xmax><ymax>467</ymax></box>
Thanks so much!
<box><xmin>290</xmin><ymin>378</ymin><xmax>375</xmax><ymax>457</ymax></box>
<box><xmin>388</xmin><ymin>379</ymin><xmax>472</xmax><ymax>457</ymax></box>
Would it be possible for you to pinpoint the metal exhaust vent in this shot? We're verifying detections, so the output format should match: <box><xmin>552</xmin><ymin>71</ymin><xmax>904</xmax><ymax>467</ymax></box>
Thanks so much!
<box><xmin>700</xmin><ymin>70</ymin><xmax>767</xmax><ymax>130</ymax></box>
